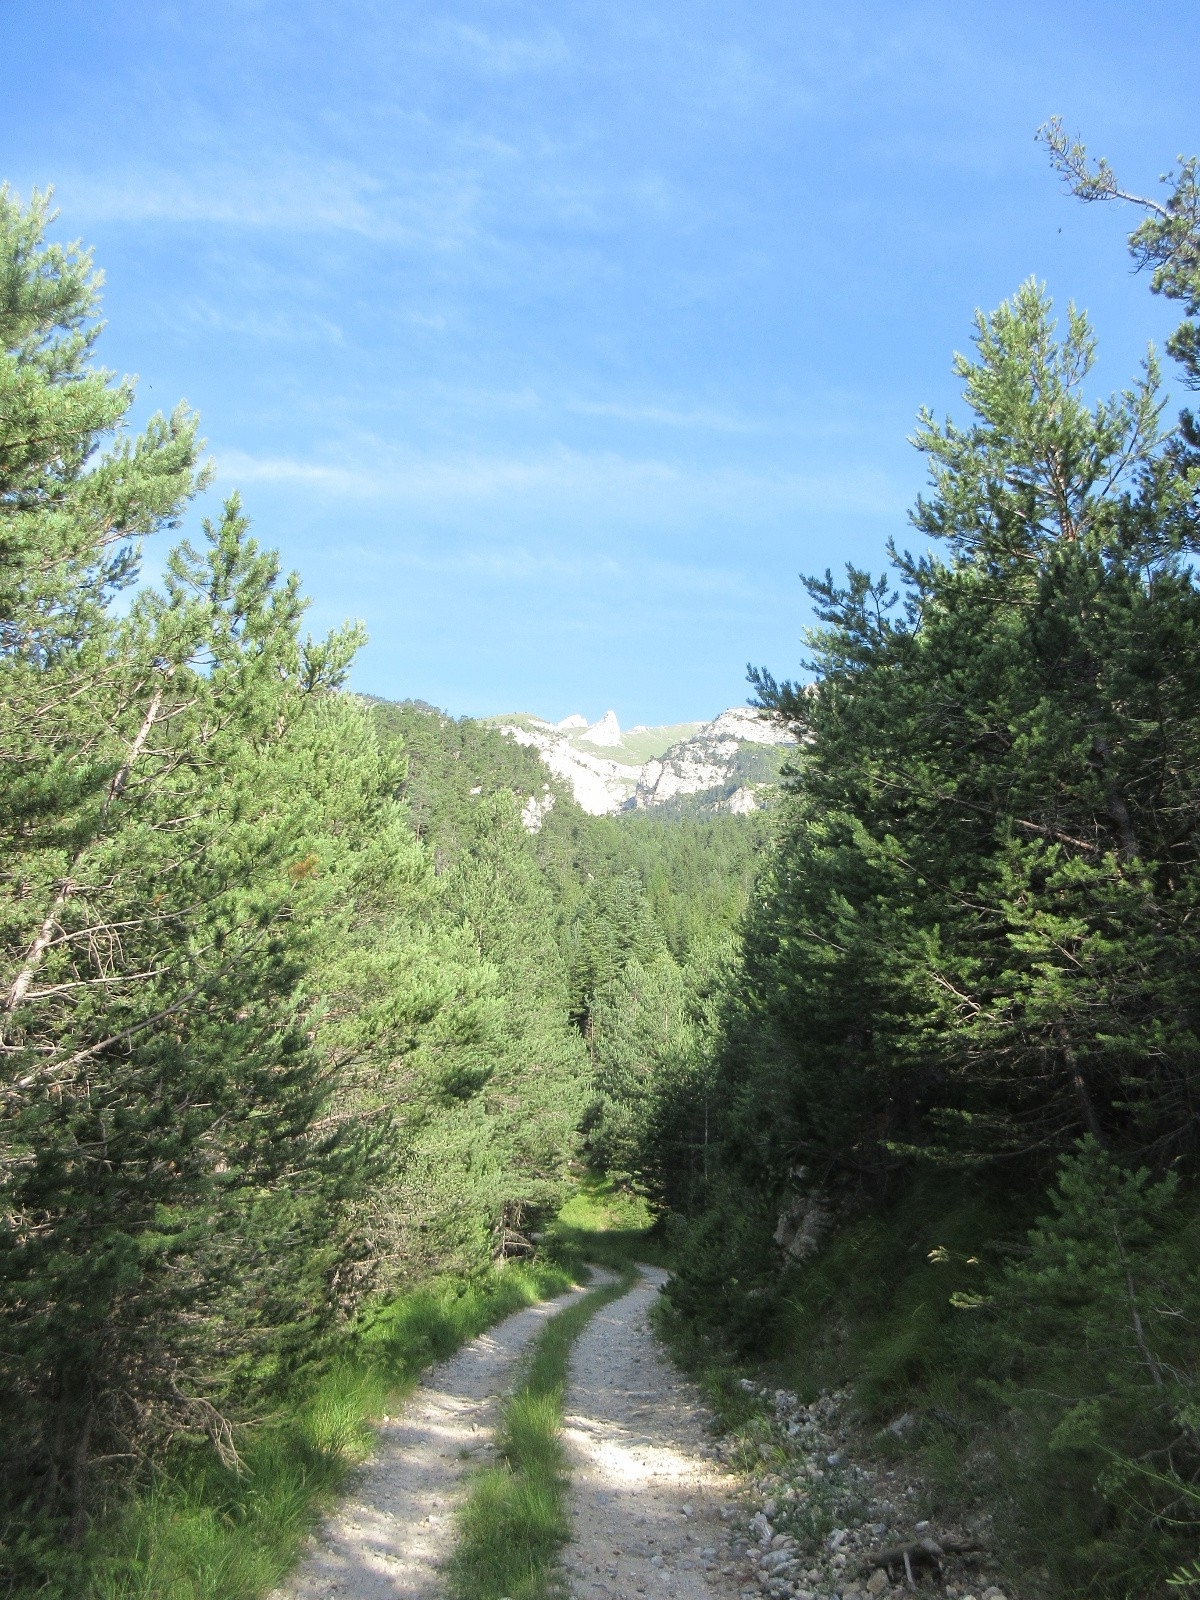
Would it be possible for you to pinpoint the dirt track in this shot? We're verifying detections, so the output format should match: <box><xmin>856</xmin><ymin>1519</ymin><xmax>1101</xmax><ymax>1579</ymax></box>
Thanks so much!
<box><xmin>273</xmin><ymin>1268</ymin><xmax>741</xmax><ymax>1600</ymax></box>
<box><xmin>271</xmin><ymin>1282</ymin><xmax>585</xmax><ymax>1600</ymax></box>
<box><xmin>561</xmin><ymin>1265</ymin><xmax>743</xmax><ymax>1600</ymax></box>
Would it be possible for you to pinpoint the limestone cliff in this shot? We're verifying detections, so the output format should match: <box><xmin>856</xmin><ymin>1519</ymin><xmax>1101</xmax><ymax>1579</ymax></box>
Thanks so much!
<box><xmin>492</xmin><ymin>706</ymin><xmax>795</xmax><ymax>817</ymax></box>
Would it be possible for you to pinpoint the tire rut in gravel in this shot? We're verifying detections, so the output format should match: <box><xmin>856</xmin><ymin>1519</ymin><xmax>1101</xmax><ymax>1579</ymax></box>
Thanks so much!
<box><xmin>270</xmin><ymin>1282</ymin><xmax>585</xmax><ymax>1600</ymax></box>
<box><xmin>561</xmin><ymin>1266</ymin><xmax>743</xmax><ymax>1600</ymax></box>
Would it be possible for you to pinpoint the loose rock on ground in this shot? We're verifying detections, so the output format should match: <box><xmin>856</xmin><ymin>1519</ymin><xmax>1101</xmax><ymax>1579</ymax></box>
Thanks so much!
<box><xmin>712</xmin><ymin>1380</ymin><xmax>1017</xmax><ymax>1600</ymax></box>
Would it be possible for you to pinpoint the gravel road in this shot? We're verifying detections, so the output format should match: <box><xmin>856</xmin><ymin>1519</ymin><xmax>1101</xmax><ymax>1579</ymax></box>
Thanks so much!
<box><xmin>561</xmin><ymin>1265</ymin><xmax>743</xmax><ymax>1600</ymax></box>
<box><xmin>270</xmin><ymin>1281</ymin><xmax>585</xmax><ymax>1600</ymax></box>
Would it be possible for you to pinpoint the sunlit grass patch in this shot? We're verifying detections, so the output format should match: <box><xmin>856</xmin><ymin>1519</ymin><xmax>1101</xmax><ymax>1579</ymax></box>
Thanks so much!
<box><xmin>547</xmin><ymin>1171</ymin><xmax>669</xmax><ymax>1273</ymax></box>
<box><xmin>82</xmin><ymin>1260</ymin><xmax>574</xmax><ymax>1600</ymax></box>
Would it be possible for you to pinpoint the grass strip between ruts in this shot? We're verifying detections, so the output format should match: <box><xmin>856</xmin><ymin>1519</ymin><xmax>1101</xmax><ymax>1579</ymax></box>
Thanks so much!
<box><xmin>448</xmin><ymin>1265</ymin><xmax>639</xmax><ymax>1600</ymax></box>
<box><xmin>83</xmin><ymin>1262</ymin><xmax>576</xmax><ymax>1600</ymax></box>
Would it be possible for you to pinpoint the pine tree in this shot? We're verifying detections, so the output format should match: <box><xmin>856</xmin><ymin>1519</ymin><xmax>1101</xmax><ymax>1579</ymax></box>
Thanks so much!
<box><xmin>729</xmin><ymin>281</ymin><xmax>1200</xmax><ymax>1187</ymax></box>
<box><xmin>0</xmin><ymin>189</ymin><xmax>372</xmax><ymax>1543</ymax></box>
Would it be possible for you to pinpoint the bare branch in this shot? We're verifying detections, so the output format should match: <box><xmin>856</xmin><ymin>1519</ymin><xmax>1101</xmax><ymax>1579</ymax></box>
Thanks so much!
<box><xmin>2</xmin><ymin>938</ymin><xmax>263</xmax><ymax>1102</ymax></box>
<box><xmin>1038</xmin><ymin>117</ymin><xmax>1170</xmax><ymax>219</ymax></box>
<box><xmin>4</xmin><ymin>889</ymin><xmax>71</xmax><ymax>1018</ymax></box>
<box><xmin>1013</xmin><ymin>817</ymin><xmax>1099</xmax><ymax>854</ymax></box>
<box><xmin>3</xmin><ymin>679</ymin><xmax>170</xmax><ymax>1031</ymax></box>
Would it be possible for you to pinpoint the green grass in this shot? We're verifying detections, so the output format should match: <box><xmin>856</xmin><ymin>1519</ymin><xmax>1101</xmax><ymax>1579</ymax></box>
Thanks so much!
<box><xmin>447</xmin><ymin>1174</ymin><xmax>664</xmax><ymax>1600</ymax></box>
<box><xmin>447</xmin><ymin>1267</ymin><xmax>636</xmax><ymax>1600</ymax></box>
<box><xmin>545</xmin><ymin>1171</ymin><xmax>670</xmax><ymax>1274</ymax></box>
<box><xmin>79</xmin><ymin>1261</ymin><xmax>575</xmax><ymax>1600</ymax></box>
<box><xmin>576</xmin><ymin>723</ymin><xmax>701</xmax><ymax>763</ymax></box>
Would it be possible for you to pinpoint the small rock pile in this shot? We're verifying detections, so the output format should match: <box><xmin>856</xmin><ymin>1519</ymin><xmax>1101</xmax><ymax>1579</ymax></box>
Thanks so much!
<box><xmin>702</xmin><ymin>1381</ymin><xmax>1015</xmax><ymax>1600</ymax></box>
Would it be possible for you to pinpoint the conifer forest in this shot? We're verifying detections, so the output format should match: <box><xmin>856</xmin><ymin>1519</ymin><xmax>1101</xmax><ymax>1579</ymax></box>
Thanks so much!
<box><xmin>3</xmin><ymin>125</ymin><xmax>1200</xmax><ymax>1599</ymax></box>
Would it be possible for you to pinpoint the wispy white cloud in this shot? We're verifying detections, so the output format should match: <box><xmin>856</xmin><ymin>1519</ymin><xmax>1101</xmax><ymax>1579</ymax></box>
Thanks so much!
<box><xmin>182</xmin><ymin>301</ymin><xmax>345</xmax><ymax>344</ymax></box>
<box><xmin>401</xmin><ymin>308</ymin><xmax>450</xmax><ymax>331</ymax></box>
<box><xmin>294</xmin><ymin>379</ymin><xmax>870</xmax><ymax>440</ymax></box>
<box><xmin>331</xmin><ymin>536</ymin><xmax>761</xmax><ymax>602</ymax></box>
<box><xmin>218</xmin><ymin>454</ymin><xmax>362</xmax><ymax>493</ymax></box>
<box><xmin>566</xmin><ymin>398</ymin><xmax>759</xmax><ymax>432</ymax></box>
<box><xmin>364</xmin><ymin>544</ymin><xmax>624</xmax><ymax>583</ymax></box>
<box><xmin>61</xmin><ymin>151</ymin><xmax>696</xmax><ymax>260</ymax></box>
<box><xmin>444</xmin><ymin>21</ymin><xmax>570</xmax><ymax>76</ymax></box>
<box><xmin>217</xmin><ymin>445</ymin><xmax>673</xmax><ymax>499</ymax></box>
<box><xmin>215</xmin><ymin>443</ymin><xmax>904</xmax><ymax>519</ymax></box>
<box><xmin>61</xmin><ymin>158</ymin><xmax>484</xmax><ymax>248</ymax></box>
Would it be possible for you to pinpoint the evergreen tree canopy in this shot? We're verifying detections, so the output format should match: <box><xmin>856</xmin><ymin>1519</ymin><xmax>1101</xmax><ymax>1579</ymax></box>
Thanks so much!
<box><xmin>0</xmin><ymin>192</ymin><xmax>594</xmax><ymax>1569</ymax></box>
<box><xmin>728</xmin><ymin>281</ymin><xmax>1200</xmax><ymax>1194</ymax></box>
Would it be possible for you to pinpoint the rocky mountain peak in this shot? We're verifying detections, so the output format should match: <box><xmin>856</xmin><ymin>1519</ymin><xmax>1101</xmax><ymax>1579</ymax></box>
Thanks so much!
<box><xmin>583</xmin><ymin>710</ymin><xmax>623</xmax><ymax>747</ymax></box>
<box><xmin>492</xmin><ymin>706</ymin><xmax>795</xmax><ymax>820</ymax></box>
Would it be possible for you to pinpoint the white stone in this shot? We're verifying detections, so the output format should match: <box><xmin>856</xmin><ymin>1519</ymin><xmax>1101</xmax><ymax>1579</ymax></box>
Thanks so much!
<box><xmin>583</xmin><ymin>709</ymin><xmax>623</xmax><ymax>746</ymax></box>
<box><xmin>520</xmin><ymin>791</ymin><xmax>556</xmax><ymax>833</ymax></box>
<box><xmin>886</xmin><ymin>1412</ymin><xmax>916</xmax><ymax>1437</ymax></box>
<box><xmin>497</xmin><ymin>707</ymin><xmax>794</xmax><ymax>816</ymax></box>
<box><xmin>722</xmin><ymin>785</ymin><xmax>760</xmax><ymax>815</ymax></box>
<box><xmin>704</xmin><ymin>707</ymin><xmax>790</xmax><ymax>745</ymax></box>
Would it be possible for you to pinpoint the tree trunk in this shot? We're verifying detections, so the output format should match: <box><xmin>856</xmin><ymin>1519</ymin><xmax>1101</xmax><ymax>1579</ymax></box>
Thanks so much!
<box><xmin>2</xmin><ymin>682</ymin><xmax>165</xmax><ymax>1032</ymax></box>
<box><xmin>67</xmin><ymin>1393</ymin><xmax>94</xmax><ymax>1546</ymax></box>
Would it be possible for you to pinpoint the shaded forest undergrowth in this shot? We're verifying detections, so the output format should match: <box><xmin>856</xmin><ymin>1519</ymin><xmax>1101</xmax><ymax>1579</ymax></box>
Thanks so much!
<box><xmin>661</xmin><ymin>1169</ymin><xmax>1200</xmax><ymax>1599</ymax></box>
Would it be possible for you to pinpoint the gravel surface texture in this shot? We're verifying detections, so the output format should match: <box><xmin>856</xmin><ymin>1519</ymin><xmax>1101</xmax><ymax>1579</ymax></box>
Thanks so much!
<box><xmin>561</xmin><ymin>1265</ymin><xmax>743</xmax><ymax>1600</ymax></box>
<box><xmin>269</xmin><ymin>1264</ymin><xmax>1015</xmax><ymax>1600</ymax></box>
<box><xmin>270</xmin><ymin>1281</ymin><xmax>585</xmax><ymax>1600</ymax></box>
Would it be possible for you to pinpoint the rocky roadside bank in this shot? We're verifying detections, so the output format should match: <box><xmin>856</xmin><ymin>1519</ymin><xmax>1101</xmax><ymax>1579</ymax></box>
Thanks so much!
<box><xmin>700</xmin><ymin>1381</ymin><xmax>1021</xmax><ymax>1600</ymax></box>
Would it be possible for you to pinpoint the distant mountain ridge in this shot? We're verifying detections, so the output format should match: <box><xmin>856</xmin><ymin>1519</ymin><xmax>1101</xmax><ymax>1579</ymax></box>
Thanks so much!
<box><xmin>491</xmin><ymin>706</ymin><xmax>795</xmax><ymax>817</ymax></box>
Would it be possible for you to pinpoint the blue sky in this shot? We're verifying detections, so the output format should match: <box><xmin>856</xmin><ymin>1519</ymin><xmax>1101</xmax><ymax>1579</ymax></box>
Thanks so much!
<box><xmin>5</xmin><ymin>3</ymin><xmax>1196</xmax><ymax>724</ymax></box>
